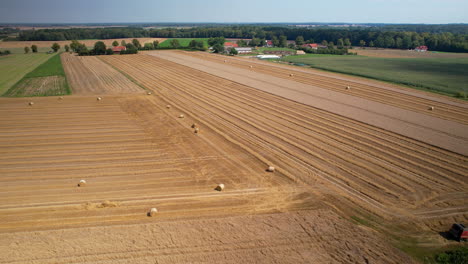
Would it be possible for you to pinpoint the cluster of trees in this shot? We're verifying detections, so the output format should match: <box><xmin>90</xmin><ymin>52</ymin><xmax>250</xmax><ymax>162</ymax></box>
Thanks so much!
<box><xmin>0</xmin><ymin>50</ymin><xmax>11</xmax><ymax>56</ymax></box>
<box><xmin>12</xmin><ymin>25</ymin><xmax>468</xmax><ymax>53</ymax></box>
<box><xmin>208</xmin><ymin>37</ymin><xmax>225</xmax><ymax>53</ymax></box>
<box><xmin>23</xmin><ymin>44</ymin><xmax>59</xmax><ymax>54</ymax></box>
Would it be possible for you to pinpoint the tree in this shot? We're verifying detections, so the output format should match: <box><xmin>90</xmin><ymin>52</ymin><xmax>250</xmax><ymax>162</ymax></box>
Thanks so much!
<box><xmin>359</xmin><ymin>40</ymin><xmax>366</xmax><ymax>47</ymax></box>
<box><xmin>212</xmin><ymin>43</ymin><xmax>224</xmax><ymax>53</ymax></box>
<box><xmin>272</xmin><ymin>36</ymin><xmax>279</xmax><ymax>47</ymax></box>
<box><xmin>143</xmin><ymin>42</ymin><xmax>154</xmax><ymax>50</ymax></box>
<box><xmin>229</xmin><ymin>47</ymin><xmax>238</xmax><ymax>55</ymax></box>
<box><xmin>24</xmin><ymin>46</ymin><xmax>30</xmax><ymax>53</ymax></box>
<box><xmin>105</xmin><ymin>48</ymin><xmax>114</xmax><ymax>55</ymax></box>
<box><xmin>112</xmin><ymin>40</ymin><xmax>119</xmax><ymax>47</ymax></box>
<box><xmin>94</xmin><ymin>41</ymin><xmax>107</xmax><ymax>55</ymax></box>
<box><xmin>31</xmin><ymin>45</ymin><xmax>38</xmax><ymax>53</ymax></box>
<box><xmin>369</xmin><ymin>41</ymin><xmax>375</xmax><ymax>48</ymax></box>
<box><xmin>208</xmin><ymin>37</ymin><xmax>225</xmax><ymax>47</ymax></box>
<box><xmin>328</xmin><ymin>41</ymin><xmax>335</xmax><ymax>49</ymax></box>
<box><xmin>132</xmin><ymin>39</ymin><xmax>142</xmax><ymax>49</ymax></box>
<box><xmin>51</xmin><ymin>43</ymin><xmax>60</xmax><ymax>52</ymax></box>
<box><xmin>279</xmin><ymin>35</ymin><xmax>287</xmax><ymax>47</ymax></box>
<box><xmin>64</xmin><ymin>45</ymin><xmax>70</xmax><ymax>52</ymax></box>
<box><xmin>153</xmin><ymin>40</ymin><xmax>159</xmax><ymax>49</ymax></box>
<box><xmin>170</xmin><ymin>39</ymin><xmax>180</xmax><ymax>48</ymax></box>
<box><xmin>295</xmin><ymin>36</ymin><xmax>304</xmax><ymax>45</ymax></box>
<box><xmin>321</xmin><ymin>40</ymin><xmax>328</xmax><ymax>46</ymax></box>
<box><xmin>121</xmin><ymin>40</ymin><xmax>126</xmax><ymax>46</ymax></box>
<box><xmin>337</xmin><ymin>38</ymin><xmax>344</xmax><ymax>48</ymax></box>
<box><xmin>236</xmin><ymin>39</ymin><xmax>247</xmax><ymax>47</ymax></box>
<box><xmin>248</xmin><ymin>38</ymin><xmax>261</xmax><ymax>47</ymax></box>
<box><xmin>344</xmin><ymin>38</ymin><xmax>351</xmax><ymax>47</ymax></box>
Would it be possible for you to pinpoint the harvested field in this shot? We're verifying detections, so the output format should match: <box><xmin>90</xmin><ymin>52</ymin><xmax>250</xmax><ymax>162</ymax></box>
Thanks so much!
<box><xmin>173</xmin><ymin>51</ymin><xmax>468</xmax><ymax>124</ymax></box>
<box><xmin>0</xmin><ymin>38</ymin><xmax>166</xmax><ymax>49</ymax></box>
<box><xmin>2</xmin><ymin>50</ymin><xmax>467</xmax><ymax>263</ymax></box>
<box><xmin>61</xmin><ymin>53</ymin><xmax>143</xmax><ymax>94</ymax></box>
<box><xmin>351</xmin><ymin>47</ymin><xmax>468</xmax><ymax>58</ymax></box>
<box><xmin>3</xmin><ymin>75</ymin><xmax>67</xmax><ymax>96</ymax></box>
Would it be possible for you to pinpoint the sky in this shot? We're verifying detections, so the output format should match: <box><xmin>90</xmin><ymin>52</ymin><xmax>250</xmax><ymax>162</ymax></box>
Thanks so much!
<box><xmin>1</xmin><ymin>0</ymin><xmax>467</xmax><ymax>24</ymax></box>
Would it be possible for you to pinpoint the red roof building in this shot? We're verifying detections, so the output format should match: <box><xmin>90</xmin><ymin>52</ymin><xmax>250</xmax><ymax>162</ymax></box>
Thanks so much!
<box><xmin>265</xmin><ymin>40</ymin><xmax>273</xmax><ymax>47</ymax></box>
<box><xmin>112</xmin><ymin>46</ymin><xmax>127</xmax><ymax>53</ymax></box>
<box><xmin>415</xmin><ymin>45</ymin><xmax>428</xmax><ymax>52</ymax></box>
<box><xmin>224</xmin><ymin>42</ymin><xmax>238</xmax><ymax>48</ymax></box>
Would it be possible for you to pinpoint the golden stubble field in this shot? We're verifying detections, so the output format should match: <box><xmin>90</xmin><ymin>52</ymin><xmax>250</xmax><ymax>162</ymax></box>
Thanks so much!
<box><xmin>1</xmin><ymin>50</ymin><xmax>467</xmax><ymax>263</ymax></box>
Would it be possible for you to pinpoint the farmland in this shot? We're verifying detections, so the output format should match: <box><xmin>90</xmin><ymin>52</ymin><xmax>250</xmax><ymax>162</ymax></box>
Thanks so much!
<box><xmin>3</xmin><ymin>53</ymin><xmax>70</xmax><ymax>97</ymax></box>
<box><xmin>1</xmin><ymin>50</ymin><xmax>467</xmax><ymax>263</ymax></box>
<box><xmin>0</xmin><ymin>53</ymin><xmax>51</xmax><ymax>95</ymax></box>
<box><xmin>281</xmin><ymin>54</ymin><xmax>468</xmax><ymax>97</ymax></box>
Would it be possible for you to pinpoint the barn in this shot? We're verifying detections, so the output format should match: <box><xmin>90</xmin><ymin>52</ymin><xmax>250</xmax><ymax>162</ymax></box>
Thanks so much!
<box><xmin>415</xmin><ymin>46</ymin><xmax>428</xmax><ymax>52</ymax></box>
<box><xmin>112</xmin><ymin>46</ymin><xmax>127</xmax><ymax>54</ymax></box>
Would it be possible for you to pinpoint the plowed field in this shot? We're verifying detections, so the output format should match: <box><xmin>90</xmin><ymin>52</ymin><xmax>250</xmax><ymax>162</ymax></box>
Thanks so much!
<box><xmin>61</xmin><ymin>53</ymin><xmax>143</xmax><ymax>94</ymax></box>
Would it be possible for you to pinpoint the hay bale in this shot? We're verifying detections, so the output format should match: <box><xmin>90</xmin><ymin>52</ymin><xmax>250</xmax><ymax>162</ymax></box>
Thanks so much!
<box><xmin>148</xmin><ymin>207</ymin><xmax>158</xmax><ymax>217</ymax></box>
<box><xmin>191</xmin><ymin>123</ymin><xmax>197</xmax><ymax>128</ymax></box>
<box><xmin>194</xmin><ymin>127</ymin><xmax>200</xmax><ymax>134</ymax></box>
<box><xmin>224</xmin><ymin>60</ymin><xmax>227</xmax><ymax>63</ymax></box>
<box><xmin>289</xmin><ymin>73</ymin><xmax>294</xmax><ymax>77</ymax></box>
<box><xmin>215</xmin><ymin>183</ymin><xmax>225</xmax><ymax>191</ymax></box>
<box><xmin>78</xmin><ymin>179</ymin><xmax>87</xmax><ymax>187</ymax></box>
<box><xmin>267</xmin><ymin>166</ymin><xmax>275</xmax><ymax>172</ymax></box>
<box><xmin>97</xmin><ymin>97</ymin><xmax>102</xmax><ymax>101</ymax></box>
<box><xmin>429</xmin><ymin>106</ymin><xmax>434</xmax><ymax>111</ymax></box>
<box><xmin>166</xmin><ymin>105</ymin><xmax>171</xmax><ymax>109</ymax></box>
<box><xmin>28</xmin><ymin>102</ymin><xmax>34</xmax><ymax>106</ymax></box>
<box><xmin>346</xmin><ymin>86</ymin><xmax>350</xmax><ymax>90</ymax></box>
<box><xmin>179</xmin><ymin>114</ymin><xmax>185</xmax><ymax>118</ymax></box>
<box><xmin>58</xmin><ymin>97</ymin><xmax>63</xmax><ymax>100</ymax></box>
<box><xmin>249</xmin><ymin>65</ymin><xmax>253</xmax><ymax>68</ymax></box>
<box><xmin>147</xmin><ymin>92</ymin><xmax>152</xmax><ymax>95</ymax></box>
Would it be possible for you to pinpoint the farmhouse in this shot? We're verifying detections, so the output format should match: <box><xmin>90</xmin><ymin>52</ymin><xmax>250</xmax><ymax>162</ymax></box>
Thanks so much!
<box><xmin>224</xmin><ymin>42</ymin><xmax>238</xmax><ymax>48</ymax></box>
<box><xmin>112</xmin><ymin>46</ymin><xmax>127</xmax><ymax>54</ymax></box>
<box><xmin>301</xmin><ymin>43</ymin><xmax>326</xmax><ymax>50</ymax></box>
<box><xmin>234</xmin><ymin>47</ymin><xmax>252</xmax><ymax>54</ymax></box>
<box><xmin>415</xmin><ymin>45</ymin><xmax>428</xmax><ymax>52</ymax></box>
<box><xmin>265</xmin><ymin>40</ymin><xmax>273</xmax><ymax>47</ymax></box>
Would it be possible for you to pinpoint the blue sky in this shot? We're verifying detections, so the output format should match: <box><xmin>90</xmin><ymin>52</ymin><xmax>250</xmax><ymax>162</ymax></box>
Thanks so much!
<box><xmin>1</xmin><ymin>0</ymin><xmax>467</xmax><ymax>24</ymax></box>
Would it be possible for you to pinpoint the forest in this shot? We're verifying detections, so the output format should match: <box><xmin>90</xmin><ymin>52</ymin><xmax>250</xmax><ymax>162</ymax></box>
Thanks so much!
<box><xmin>12</xmin><ymin>25</ymin><xmax>468</xmax><ymax>53</ymax></box>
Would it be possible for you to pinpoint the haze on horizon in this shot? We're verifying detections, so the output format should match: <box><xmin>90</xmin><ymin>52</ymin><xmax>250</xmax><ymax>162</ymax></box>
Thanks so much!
<box><xmin>1</xmin><ymin>0</ymin><xmax>467</xmax><ymax>24</ymax></box>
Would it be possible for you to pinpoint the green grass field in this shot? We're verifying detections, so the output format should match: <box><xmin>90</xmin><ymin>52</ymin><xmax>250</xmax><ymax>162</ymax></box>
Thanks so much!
<box><xmin>281</xmin><ymin>54</ymin><xmax>468</xmax><ymax>98</ymax></box>
<box><xmin>3</xmin><ymin>53</ymin><xmax>70</xmax><ymax>97</ymax></box>
<box><xmin>0</xmin><ymin>53</ymin><xmax>51</xmax><ymax>95</ymax></box>
<box><xmin>158</xmin><ymin>38</ymin><xmax>209</xmax><ymax>48</ymax></box>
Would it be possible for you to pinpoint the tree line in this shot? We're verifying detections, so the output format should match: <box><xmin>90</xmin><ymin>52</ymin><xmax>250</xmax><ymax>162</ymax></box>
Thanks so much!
<box><xmin>13</xmin><ymin>25</ymin><xmax>468</xmax><ymax>53</ymax></box>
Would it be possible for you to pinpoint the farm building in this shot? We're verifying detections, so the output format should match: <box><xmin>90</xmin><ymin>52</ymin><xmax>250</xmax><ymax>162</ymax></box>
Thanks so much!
<box><xmin>112</xmin><ymin>46</ymin><xmax>127</xmax><ymax>54</ymax></box>
<box><xmin>301</xmin><ymin>43</ymin><xmax>327</xmax><ymax>50</ymax></box>
<box><xmin>265</xmin><ymin>40</ymin><xmax>273</xmax><ymax>47</ymax></box>
<box><xmin>224</xmin><ymin>42</ymin><xmax>239</xmax><ymax>48</ymax></box>
<box><xmin>257</xmin><ymin>55</ymin><xmax>281</xmax><ymax>59</ymax></box>
<box><xmin>415</xmin><ymin>46</ymin><xmax>428</xmax><ymax>52</ymax></box>
<box><xmin>234</xmin><ymin>47</ymin><xmax>253</xmax><ymax>54</ymax></box>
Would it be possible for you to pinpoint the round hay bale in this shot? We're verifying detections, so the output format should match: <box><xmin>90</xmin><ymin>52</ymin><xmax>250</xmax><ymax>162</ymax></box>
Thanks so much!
<box><xmin>346</xmin><ymin>86</ymin><xmax>350</xmax><ymax>90</ymax></box>
<box><xmin>223</xmin><ymin>60</ymin><xmax>227</xmax><ymax>63</ymax></box>
<box><xmin>166</xmin><ymin>105</ymin><xmax>171</xmax><ymax>109</ymax></box>
<box><xmin>289</xmin><ymin>73</ymin><xmax>294</xmax><ymax>77</ymax></box>
<box><xmin>28</xmin><ymin>102</ymin><xmax>34</xmax><ymax>106</ymax></box>
<box><xmin>179</xmin><ymin>114</ymin><xmax>185</xmax><ymax>118</ymax></box>
<box><xmin>215</xmin><ymin>183</ymin><xmax>225</xmax><ymax>191</ymax></box>
<box><xmin>267</xmin><ymin>166</ymin><xmax>275</xmax><ymax>172</ymax></box>
<box><xmin>194</xmin><ymin>127</ymin><xmax>199</xmax><ymax>134</ymax></box>
<box><xmin>249</xmin><ymin>65</ymin><xmax>253</xmax><ymax>68</ymax></box>
<box><xmin>191</xmin><ymin>123</ymin><xmax>197</xmax><ymax>128</ymax></box>
<box><xmin>148</xmin><ymin>207</ymin><xmax>158</xmax><ymax>217</ymax></box>
<box><xmin>97</xmin><ymin>97</ymin><xmax>102</xmax><ymax>101</ymax></box>
<box><xmin>429</xmin><ymin>106</ymin><xmax>434</xmax><ymax>111</ymax></box>
<box><xmin>78</xmin><ymin>179</ymin><xmax>87</xmax><ymax>187</ymax></box>
<box><xmin>147</xmin><ymin>92</ymin><xmax>152</xmax><ymax>95</ymax></box>
<box><xmin>58</xmin><ymin>97</ymin><xmax>63</xmax><ymax>100</ymax></box>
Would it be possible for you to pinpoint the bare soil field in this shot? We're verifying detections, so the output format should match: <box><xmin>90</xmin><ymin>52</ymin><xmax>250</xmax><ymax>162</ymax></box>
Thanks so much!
<box><xmin>1</xmin><ymin>51</ymin><xmax>467</xmax><ymax>263</ymax></box>
<box><xmin>352</xmin><ymin>47</ymin><xmax>468</xmax><ymax>58</ymax></box>
<box><xmin>0</xmin><ymin>38</ymin><xmax>166</xmax><ymax>49</ymax></box>
<box><xmin>61</xmin><ymin>53</ymin><xmax>144</xmax><ymax>94</ymax></box>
